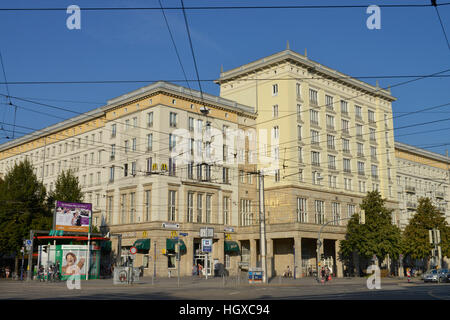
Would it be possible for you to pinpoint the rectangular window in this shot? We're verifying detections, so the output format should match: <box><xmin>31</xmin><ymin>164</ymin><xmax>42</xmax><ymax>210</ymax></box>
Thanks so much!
<box><xmin>326</xmin><ymin>114</ymin><xmax>335</xmax><ymax>129</ymax></box>
<box><xmin>170</xmin><ymin>112</ymin><xmax>177</xmax><ymax>127</ymax></box>
<box><xmin>358</xmin><ymin>161</ymin><xmax>365</xmax><ymax>175</ymax></box>
<box><xmin>311</xmin><ymin>151</ymin><xmax>320</xmax><ymax>166</ymax></box>
<box><xmin>355</xmin><ymin>105</ymin><xmax>362</xmax><ymax>119</ymax></box>
<box><xmin>206</xmin><ymin>194</ymin><xmax>212</xmax><ymax>223</ymax></box>
<box><xmin>297</xmin><ymin>198</ymin><xmax>307</xmax><ymax>223</ymax></box>
<box><xmin>371</xmin><ymin>146</ymin><xmax>377</xmax><ymax>160</ymax></box>
<box><xmin>343</xmin><ymin>158</ymin><xmax>351</xmax><ymax>173</ymax></box>
<box><xmin>272</xmin><ymin>84</ymin><xmax>278</xmax><ymax>96</ymax></box>
<box><xmin>370</xmin><ymin>128</ymin><xmax>376</xmax><ymax>141</ymax></box>
<box><xmin>142</xmin><ymin>190</ymin><xmax>150</xmax><ymax>222</ymax></box>
<box><xmin>357</xmin><ymin>143</ymin><xmax>364</xmax><ymax>157</ymax></box>
<box><xmin>146</xmin><ymin>157</ymin><xmax>153</xmax><ymax>173</ymax></box>
<box><xmin>309</xmin><ymin>89</ymin><xmax>318</xmax><ymax>105</ymax></box>
<box><xmin>169</xmin><ymin>157</ymin><xmax>176</xmax><ymax>176</ymax></box>
<box><xmin>223</xmin><ymin>167</ymin><xmax>229</xmax><ymax>184</ymax></box>
<box><xmin>298</xmin><ymin>147</ymin><xmax>303</xmax><ymax>163</ymax></box>
<box><xmin>107</xmin><ymin>196</ymin><xmax>113</xmax><ymax>223</ymax></box>
<box><xmin>187</xmin><ymin>192</ymin><xmax>194</xmax><ymax>223</ymax></box>
<box><xmin>332</xmin><ymin>202</ymin><xmax>340</xmax><ymax>225</ymax></box>
<box><xmin>169</xmin><ymin>134</ymin><xmax>176</xmax><ymax>151</ymax></box>
<box><xmin>121</xmin><ymin>194</ymin><xmax>126</xmax><ymax>224</ymax></box>
<box><xmin>147</xmin><ymin>112</ymin><xmax>153</xmax><ymax>127</ymax></box>
<box><xmin>272</xmin><ymin>126</ymin><xmax>279</xmax><ymax>139</ymax></box>
<box><xmin>168</xmin><ymin>190</ymin><xmax>176</xmax><ymax>221</ymax></box>
<box><xmin>371</xmin><ymin>165</ymin><xmax>378</xmax><ymax>179</ymax></box>
<box><xmin>109</xmin><ymin>166</ymin><xmax>115</xmax><ymax>182</ymax></box>
<box><xmin>223</xmin><ymin>196</ymin><xmax>230</xmax><ymax>225</ymax></box>
<box><xmin>131</xmin><ymin>161</ymin><xmax>136</xmax><ymax>176</ymax></box>
<box><xmin>341</xmin><ymin>100</ymin><xmax>348</xmax><ymax>115</ymax></box>
<box><xmin>132</xmin><ymin>138</ymin><xmax>137</xmax><ymax>152</ymax></box>
<box><xmin>342</xmin><ymin>138</ymin><xmax>350</xmax><ymax>153</ymax></box>
<box><xmin>296</xmin><ymin>83</ymin><xmax>301</xmax><ymax>97</ymax></box>
<box><xmin>328</xmin><ymin>154</ymin><xmax>336</xmax><ymax>170</ymax></box>
<box><xmin>341</xmin><ymin>119</ymin><xmax>349</xmax><ymax>133</ymax></box>
<box><xmin>124</xmin><ymin>140</ymin><xmax>129</xmax><ymax>154</ymax></box>
<box><xmin>325</xmin><ymin>95</ymin><xmax>334</xmax><ymax>110</ymax></box>
<box><xmin>327</xmin><ymin>134</ymin><xmax>335</xmax><ymax>150</ymax></box>
<box><xmin>272</xmin><ymin>105</ymin><xmax>278</xmax><ymax>118</ymax></box>
<box><xmin>347</xmin><ymin>204</ymin><xmax>356</xmax><ymax>218</ymax></box>
<box><xmin>311</xmin><ymin>130</ymin><xmax>320</xmax><ymax>145</ymax></box>
<box><xmin>147</xmin><ymin>134</ymin><xmax>153</xmax><ymax>152</ymax></box>
<box><xmin>297</xmin><ymin>125</ymin><xmax>302</xmax><ymax>140</ymax></box>
<box><xmin>328</xmin><ymin>175</ymin><xmax>337</xmax><ymax>189</ymax></box>
<box><xmin>123</xmin><ymin>163</ymin><xmax>128</xmax><ymax>177</ymax></box>
<box><xmin>356</xmin><ymin>124</ymin><xmax>363</xmax><ymax>138</ymax></box>
<box><xmin>188</xmin><ymin>117</ymin><xmax>194</xmax><ymax>132</ymax></box>
<box><xmin>297</xmin><ymin>104</ymin><xmax>302</xmax><ymax>122</ymax></box>
<box><xmin>310</xmin><ymin>110</ymin><xmax>319</xmax><ymax>126</ymax></box>
<box><xmin>129</xmin><ymin>192</ymin><xmax>135</xmax><ymax>223</ymax></box>
<box><xmin>368</xmin><ymin>110</ymin><xmax>375</xmax><ymax>123</ymax></box>
<box><xmin>315</xmin><ymin>200</ymin><xmax>324</xmax><ymax>224</ymax></box>
<box><xmin>197</xmin><ymin>194</ymin><xmax>203</xmax><ymax>223</ymax></box>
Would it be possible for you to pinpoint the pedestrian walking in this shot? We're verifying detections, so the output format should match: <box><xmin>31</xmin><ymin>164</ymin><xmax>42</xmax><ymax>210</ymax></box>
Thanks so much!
<box><xmin>192</xmin><ymin>264</ymin><xmax>197</xmax><ymax>276</ymax></box>
<box><xmin>406</xmin><ymin>268</ymin><xmax>411</xmax><ymax>283</ymax></box>
<box><xmin>5</xmin><ymin>267</ymin><xmax>10</xmax><ymax>279</ymax></box>
<box><xmin>320</xmin><ymin>267</ymin><xmax>326</xmax><ymax>284</ymax></box>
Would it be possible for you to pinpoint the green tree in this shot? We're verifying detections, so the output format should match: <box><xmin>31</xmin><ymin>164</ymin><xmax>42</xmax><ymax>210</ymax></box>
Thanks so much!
<box><xmin>0</xmin><ymin>159</ymin><xmax>51</xmax><ymax>273</ymax></box>
<box><xmin>402</xmin><ymin>197</ymin><xmax>450</xmax><ymax>267</ymax></box>
<box><xmin>340</xmin><ymin>191</ymin><xmax>403</xmax><ymax>272</ymax></box>
<box><xmin>47</xmin><ymin>169</ymin><xmax>84</xmax><ymax>208</ymax></box>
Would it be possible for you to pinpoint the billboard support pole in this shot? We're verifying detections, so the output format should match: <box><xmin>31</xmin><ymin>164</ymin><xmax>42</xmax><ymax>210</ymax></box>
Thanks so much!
<box><xmin>86</xmin><ymin>215</ymin><xmax>91</xmax><ymax>281</ymax></box>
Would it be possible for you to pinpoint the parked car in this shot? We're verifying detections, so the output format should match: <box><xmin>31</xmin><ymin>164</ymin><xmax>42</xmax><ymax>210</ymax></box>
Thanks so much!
<box><xmin>423</xmin><ymin>269</ymin><xmax>449</xmax><ymax>283</ymax></box>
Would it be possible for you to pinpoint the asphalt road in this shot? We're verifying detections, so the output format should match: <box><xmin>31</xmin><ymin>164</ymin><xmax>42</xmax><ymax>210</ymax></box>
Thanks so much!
<box><xmin>1</xmin><ymin>276</ymin><xmax>449</xmax><ymax>300</ymax></box>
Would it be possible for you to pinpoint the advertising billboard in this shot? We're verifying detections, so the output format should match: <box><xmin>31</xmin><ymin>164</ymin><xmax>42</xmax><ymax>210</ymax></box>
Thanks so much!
<box><xmin>54</xmin><ymin>201</ymin><xmax>92</xmax><ymax>233</ymax></box>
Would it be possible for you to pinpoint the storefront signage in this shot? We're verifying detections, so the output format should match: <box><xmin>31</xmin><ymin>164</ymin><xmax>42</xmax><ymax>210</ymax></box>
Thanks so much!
<box><xmin>201</xmin><ymin>238</ymin><xmax>212</xmax><ymax>253</ymax></box>
<box><xmin>224</xmin><ymin>227</ymin><xmax>235</xmax><ymax>233</ymax></box>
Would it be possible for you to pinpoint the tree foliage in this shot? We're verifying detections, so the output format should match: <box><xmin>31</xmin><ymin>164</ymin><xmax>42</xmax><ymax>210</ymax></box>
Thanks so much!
<box><xmin>340</xmin><ymin>191</ymin><xmax>402</xmax><ymax>265</ymax></box>
<box><xmin>0</xmin><ymin>159</ymin><xmax>51</xmax><ymax>255</ymax></box>
<box><xmin>402</xmin><ymin>197</ymin><xmax>450</xmax><ymax>260</ymax></box>
<box><xmin>47</xmin><ymin>169</ymin><xmax>84</xmax><ymax>208</ymax></box>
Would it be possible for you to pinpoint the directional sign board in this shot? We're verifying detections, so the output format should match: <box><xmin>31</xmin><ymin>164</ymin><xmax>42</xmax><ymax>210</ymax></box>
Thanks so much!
<box><xmin>202</xmin><ymin>238</ymin><xmax>212</xmax><ymax>253</ymax></box>
<box><xmin>200</xmin><ymin>227</ymin><xmax>214</xmax><ymax>238</ymax></box>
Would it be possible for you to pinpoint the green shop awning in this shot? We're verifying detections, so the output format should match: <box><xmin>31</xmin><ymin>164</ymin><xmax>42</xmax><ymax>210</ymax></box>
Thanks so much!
<box><xmin>166</xmin><ymin>238</ymin><xmax>186</xmax><ymax>252</ymax></box>
<box><xmin>133</xmin><ymin>239</ymin><xmax>151</xmax><ymax>251</ymax></box>
<box><xmin>224</xmin><ymin>241</ymin><xmax>240</xmax><ymax>253</ymax></box>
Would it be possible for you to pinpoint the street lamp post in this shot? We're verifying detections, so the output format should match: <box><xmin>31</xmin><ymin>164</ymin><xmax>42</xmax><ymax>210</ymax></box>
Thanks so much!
<box><xmin>315</xmin><ymin>214</ymin><xmax>363</xmax><ymax>282</ymax></box>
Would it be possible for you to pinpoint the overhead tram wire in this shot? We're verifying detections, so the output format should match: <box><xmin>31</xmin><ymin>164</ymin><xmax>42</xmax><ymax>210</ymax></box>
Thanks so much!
<box><xmin>432</xmin><ymin>0</ymin><xmax>450</xmax><ymax>53</ymax></box>
<box><xmin>2</xmin><ymin>74</ymin><xmax>450</xmax><ymax>86</ymax></box>
<box><xmin>1</xmin><ymin>3</ymin><xmax>450</xmax><ymax>11</ymax></box>
<box><xmin>0</xmin><ymin>49</ymin><xmax>14</xmax><ymax>138</ymax></box>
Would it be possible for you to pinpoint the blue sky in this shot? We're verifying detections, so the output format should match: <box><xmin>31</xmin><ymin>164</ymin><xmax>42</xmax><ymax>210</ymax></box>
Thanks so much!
<box><xmin>0</xmin><ymin>0</ymin><xmax>449</xmax><ymax>155</ymax></box>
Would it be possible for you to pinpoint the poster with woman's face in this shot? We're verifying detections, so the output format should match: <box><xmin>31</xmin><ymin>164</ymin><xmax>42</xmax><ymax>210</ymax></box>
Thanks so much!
<box><xmin>61</xmin><ymin>248</ymin><xmax>87</xmax><ymax>276</ymax></box>
<box><xmin>54</xmin><ymin>201</ymin><xmax>92</xmax><ymax>232</ymax></box>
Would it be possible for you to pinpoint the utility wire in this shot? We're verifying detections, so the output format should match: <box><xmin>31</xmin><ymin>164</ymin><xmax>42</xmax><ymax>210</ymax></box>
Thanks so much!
<box><xmin>432</xmin><ymin>0</ymin><xmax>450</xmax><ymax>53</ymax></box>
<box><xmin>1</xmin><ymin>3</ymin><xmax>450</xmax><ymax>11</ymax></box>
<box><xmin>1</xmin><ymin>74</ymin><xmax>450</xmax><ymax>85</ymax></box>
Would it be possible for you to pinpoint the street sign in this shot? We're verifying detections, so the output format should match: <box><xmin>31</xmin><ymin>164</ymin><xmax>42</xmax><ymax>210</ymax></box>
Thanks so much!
<box><xmin>224</xmin><ymin>227</ymin><xmax>234</xmax><ymax>233</ymax></box>
<box><xmin>180</xmin><ymin>232</ymin><xmax>188</xmax><ymax>237</ymax></box>
<box><xmin>24</xmin><ymin>240</ymin><xmax>32</xmax><ymax>246</ymax></box>
<box><xmin>200</xmin><ymin>227</ymin><xmax>214</xmax><ymax>238</ymax></box>
<box><xmin>202</xmin><ymin>238</ymin><xmax>212</xmax><ymax>253</ymax></box>
<box><xmin>130</xmin><ymin>247</ymin><xmax>138</xmax><ymax>255</ymax></box>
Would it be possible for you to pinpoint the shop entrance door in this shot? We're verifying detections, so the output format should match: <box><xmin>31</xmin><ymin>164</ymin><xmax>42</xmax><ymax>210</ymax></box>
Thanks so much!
<box><xmin>194</xmin><ymin>254</ymin><xmax>212</xmax><ymax>276</ymax></box>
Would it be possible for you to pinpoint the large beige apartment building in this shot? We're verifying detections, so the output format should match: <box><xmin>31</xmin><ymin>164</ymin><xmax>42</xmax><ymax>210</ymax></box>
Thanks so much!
<box><xmin>216</xmin><ymin>48</ymin><xmax>399</xmax><ymax>277</ymax></box>
<box><xmin>0</xmin><ymin>81</ymin><xmax>257</xmax><ymax>277</ymax></box>
<box><xmin>395</xmin><ymin>141</ymin><xmax>450</xmax><ymax>229</ymax></box>
<box><xmin>0</xmin><ymin>49</ymin><xmax>403</xmax><ymax>279</ymax></box>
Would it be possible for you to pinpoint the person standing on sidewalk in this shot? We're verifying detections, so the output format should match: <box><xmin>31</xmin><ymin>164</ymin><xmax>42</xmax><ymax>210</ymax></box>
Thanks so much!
<box><xmin>406</xmin><ymin>268</ymin><xmax>411</xmax><ymax>283</ymax></box>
